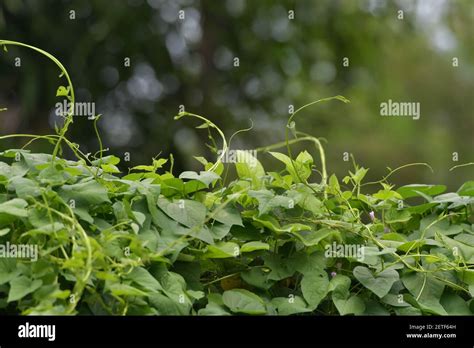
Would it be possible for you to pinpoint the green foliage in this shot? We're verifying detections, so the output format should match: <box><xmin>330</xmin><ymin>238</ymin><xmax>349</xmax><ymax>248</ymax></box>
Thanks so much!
<box><xmin>0</xmin><ymin>140</ymin><xmax>472</xmax><ymax>316</ymax></box>
<box><xmin>0</xmin><ymin>42</ymin><xmax>473</xmax><ymax>316</ymax></box>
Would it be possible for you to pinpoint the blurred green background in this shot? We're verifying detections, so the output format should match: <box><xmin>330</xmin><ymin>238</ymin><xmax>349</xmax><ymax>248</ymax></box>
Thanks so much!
<box><xmin>0</xmin><ymin>0</ymin><xmax>472</xmax><ymax>190</ymax></box>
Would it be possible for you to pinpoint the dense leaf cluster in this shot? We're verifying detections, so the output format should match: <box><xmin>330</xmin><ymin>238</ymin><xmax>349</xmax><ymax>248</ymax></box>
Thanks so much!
<box><xmin>0</xmin><ymin>40</ymin><xmax>472</xmax><ymax>316</ymax></box>
<box><xmin>0</xmin><ymin>147</ymin><xmax>473</xmax><ymax>315</ymax></box>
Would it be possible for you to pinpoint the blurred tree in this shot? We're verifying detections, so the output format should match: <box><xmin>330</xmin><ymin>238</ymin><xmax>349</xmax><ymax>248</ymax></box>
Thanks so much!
<box><xmin>0</xmin><ymin>0</ymin><xmax>472</xmax><ymax>189</ymax></box>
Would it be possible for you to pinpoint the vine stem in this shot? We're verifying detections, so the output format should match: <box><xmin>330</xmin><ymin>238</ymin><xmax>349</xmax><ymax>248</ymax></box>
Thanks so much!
<box><xmin>0</xmin><ymin>40</ymin><xmax>75</xmax><ymax>161</ymax></box>
<box><xmin>285</xmin><ymin>96</ymin><xmax>350</xmax><ymax>198</ymax></box>
<box><xmin>174</xmin><ymin>111</ymin><xmax>228</xmax><ymax>172</ymax></box>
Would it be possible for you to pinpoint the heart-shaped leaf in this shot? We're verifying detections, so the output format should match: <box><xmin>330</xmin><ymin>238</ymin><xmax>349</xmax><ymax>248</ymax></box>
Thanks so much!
<box><xmin>353</xmin><ymin>266</ymin><xmax>399</xmax><ymax>298</ymax></box>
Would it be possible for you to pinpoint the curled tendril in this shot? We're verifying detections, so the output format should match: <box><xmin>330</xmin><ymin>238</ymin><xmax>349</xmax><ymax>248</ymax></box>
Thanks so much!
<box><xmin>174</xmin><ymin>112</ymin><xmax>228</xmax><ymax>173</ymax></box>
<box><xmin>285</xmin><ymin>95</ymin><xmax>350</xmax><ymax>198</ymax></box>
<box><xmin>0</xmin><ymin>39</ymin><xmax>75</xmax><ymax>161</ymax></box>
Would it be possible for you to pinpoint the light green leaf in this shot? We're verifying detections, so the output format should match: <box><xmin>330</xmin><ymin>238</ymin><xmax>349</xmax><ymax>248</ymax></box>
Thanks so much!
<box><xmin>240</xmin><ymin>268</ymin><xmax>274</xmax><ymax>290</ymax></box>
<box><xmin>222</xmin><ymin>289</ymin><xmax>266</xmax><ymax>315</ymax></box>
<box><xmin>397</xmin><ymin>184</ymin><xmax>446</xmax><ymax>199</ymax></box>
<box><xmin>59</xmin><ymin>180</ymin><xmax>110</xmax><ymax>205</ymax></box>
<box><xmin>0</xmin><ymin>228</ymin><xmax>10</xmax><ymax>236</ymax></box>
<box><xmin>291</xmin><ymin>227</ymin><xmax>338</xmax><ymax>247</ymax></box>
<box><xmin>333</xmin><ymin>294</ymin><xmax>366</xmax><ymax>316</ymax></box>
<box><xmin>213</xmin><ymin>205</ymin><xmax>243</xmax><ymax>226</ymax></box>
<box><xmin>203</xmin><ymin>242</ymin><xmax>239</xmax><ymax>259</ymax></box>
<box><xmin>353</xmin><ymin>266</ymin><xmax>399</xmax><ymax>298</ymax></box>
<box><xmin>458</xmin><ymin>181</ymin><xmax>474</xmax><ymax>196</ymax></box>
<box><xmin>209</xmin><ymin>223</ymin><xmax>232</xmax><ymax>240</ymax></box>
<box><xmin>179</xmin><ymin>171</ymin><xmax>220</xmax><ymax>186</ymax></box>
<box><xmin>8</xmin><ymin>276</ymin><xmax>43</xmax><ymax>302</ymax></box>
<box><xmin>126</xmin><ymin>267</ymin><xmax>163</xmax><ymax>292</ymax></box>
<box><xmin>402</xmin><ymin>273</ymin><xmax>447</xmax><ymax>315</ymax></box>
<box><xmin>0</xmin><ymin>198</ymin><xmax>28</xmax><ymax>217</ymax></box>
<box><xmin>157</xmin><ymin>198</ymin><xmax>206</xmax><ymax>229</ymax></box>
<box><xmin>271</xmin><ymin>296</ymin><xmax>312</xmax><ymax>315</ymax></box>
<box><xmin>269</xmin><ymin>151</ymin><xmax>311</xmax><ymax>182</ymax></box>
<box><xmin>440</xmin><ymin>292</ymin><xmax>471</xmax><ymax>315</ymax></box>
<box><xmin>385</xmin><ymin>209</ymin><xmax>411</xmax><ymax>224</ymax></box>
<box><xmin>108</xmin><ymin>283</ymin><xmax>149</xmax><ymax>297</ymax></box>
<box><xmin>249</xmin><ymin>189</ymin><xmax>294</xmax><ymax>216</ymax></box>
<box><xmin>240</xmin><ymin>241</ymin><xmax>270</xmax><ymax>253</ymax></box>
<box><xmin>235</xmin><ymin>150</ymin><xmax>265</xmax><ymax>188</ymax></box>
<box><xmin>301</xmin><ymin>268</ymin><xmax>329</xmax><ymax>309</ymax></box>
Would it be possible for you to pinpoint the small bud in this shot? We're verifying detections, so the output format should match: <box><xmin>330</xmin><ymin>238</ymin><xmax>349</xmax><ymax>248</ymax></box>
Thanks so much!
<box><xmin>369</xmin><ymin>211</ymin><xmax>375</xmax><ymax>221</ymax></box>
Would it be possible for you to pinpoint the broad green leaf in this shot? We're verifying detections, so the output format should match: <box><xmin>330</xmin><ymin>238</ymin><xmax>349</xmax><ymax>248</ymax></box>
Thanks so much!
<box><xmin>289</xmin><ymin>251</ymin><xmax>327</xmax><ymax>275</ymax></box>
<box><xmin>240</xmin><ymin>268</ymin><xmax>274</xmax><ymax>290</ymax></box>
<box><xmin>381</xmin><ymin>294</ymin><xmax>411</xmax><ymax>307</ymax></box>
<box><xmin>328</xmin><ymin>274</ymin><xmax>351</xmax><ymax>298</ymax></box>
<box><xmin>240</xmin><ymin>241</ymin><xmax>270</xmax><ymax>253</ymax></box>
<box><xmin>301</xmin><ymin>268</ymin><xmax>329</xmax><ymax>309</ymax></box>
<box><xmin>249</xmin><ymin>189</ymin><xmax>294</xmax><ymax>216</ymax></box>
<box><xmin>296</xmin><ymin>188</ymin><xmax>323</xmax><ymax>215</ymax></box>
<box><xmin>437</xmin><ymin>233</ymin><xmax>474</xmax><ymax>263</ymax></box>
<box><xmin>363</xmin><ymin>299</ymin><xmax>390</xmax><ymax>315</ymax></box>
<box><xmin>179</xmin><ymin>171</ymin><xmax>220</xmax><ymax>186</ymax></box>
<box><xmin>269</xmin><ymin>151</ymin><xmax>311</xmax><ymax>182</ymax></box>
<box><xmin>198</xmin><ymin>301</ymin><xmax>231</xmax><ymax>316</ymax></box>
<box><xmin>253</xmin><ymin>215</ymin><xmax>311</xmax><ymax>235</ymax></box>
<box><xmin>406</xmin><ymin>202</ymin><xmax>437</xmax><ymax>214</ymax></box>
<box><xmin>397</xmin><ymin>184</ymin><xmax>446</xmax><ymax>199</ymax></box>
<box><xmin>353</xmin><ymin>266</ymin><xmax>399</xmax><ymax>298</ymax></box>
<box><xmin>295</xmin><ymin>151</ymin><xmax>313</xmax><ymax>166</ymax></box>
<box><xmin>402</xmin><ymin>273</ymin><xmax>447</xmax><ymax>315</ymax></box>
<box><xmin>107</xmin><ymin>283</ymin><xmax>149</xmax><ymax>297</ymax></box>
<box><xmin>212</xmin><ymin>205</ymin><xmax>243</xmax><ymax>226</ymax></box>
<box><xmin>0</xmin><ymin>198</ymin><xmax>28</xmax><ymax>217</ymax></box>
<box><xmin>350</xmin><ymin>167</ymin><xmax>368</xmax><ymax>184</ymax></box>
<box><xmin>327</xmin><ymin>174</ymin><xmax>340</xmax><ymax>194</ymax></box>
<box><xmin>373</xmin><ymin>188</ymin><xmax>402</xmax><ymax>201</ymax></box>
<box><xmin>157</xmin><ymin>198</ymin><xmax>206</xmax><ymax>229</ymax></box>
<box><xmin>235</xmin><ymin>150</ymin><xmax>265</xmax><ymax>188</ymax></box>
<box><xmin>0</xmin><ymin>259</ymin><xmax>21</xmax><ymax>285</ymax></box>
<box><xmin>271</xmin><ymin>296</ymin><xmax>312</xmax><ymax>315</ymax></box>
<box><xmin>434</xmin><ymin>192</ymin><xmax>474</xmax><ymax>208</ymax></box>
<box><xmin>101</xmin><ymin>163</ymin><xmax>120</xmax><ymax>173</ymax></box>
<box><xmin>440</xmin><ymin>292</ymin><xmax>471</xmax><ymax>315</ymax></box>
<box><xmin>209</xmin><ymin>222</ymin><xmax>232</xmax><ymax>240</ymax></box>
<box><xmin>457</xmin><ymin>269</ymin><xmax>474</xmax><ymax>285</ymax></box>
<box><xmin>420</xmin><ymin>215</ymin><xmax>463</xmax><ymax>238</ymax></box>
<box><xmin>458</xmin><ymin>181</ymin><xmax>474</xmax><ymax>196</ymax></box>
<box><xmin>333</xmin><ymin>294</ymin><xmax>365</xmax><ymax>316</ymax></box>
<box><xmin>203</xmin><ymin>242</ymin><xmax>239</xmax><ymax>259</ymax></box>
<box><xmin>59</xmin><ymin>180</ymin><xmax>110</xmax><ymax>205</ymax></box>
<box><xmin>263</xmin><ymin>254</ymin><xmax>297</xmax><ymax>281</ymax></box>
<box><xmin>385</xmin><ymin>209</ymin><xmax>411</xmax><ymax>224</ymax></box>
<box><xmin>222</xmin><ymin>289</ymin><xmax>266</xmax><ymax>315</ymax></box>
<box><xmin>8</xmin><ymin>276</ymin><xmax>43</xmax><ymax>302</ymax></box>
<box><xmin>8</xmin><ymin>177</ymin><xmax>41</xmax><ymax>198</ymax></box>
<box><xmin>198</xmin><ymin>294</ymin><xmax>231</xmax><ymax>316</ymax></box>
<box><xmin>291</xmin><ymin>227</ymin><xmax>339</xmax><ymax>247</ymax></box>
<box><xmin>148</xmin><ymin>292</ymin><xmax>190</xmax><ymax>315</ymax></box>
<box><xmin>91</xmin><ymin>155</ymin><xmax>120</xmax><ymax>166</ymax></box>
<box><xmin>159</xmin><ymin>272</ymin><xmax>191</xmax><ymax>310</ymax></box>
<box><xmin>126</xmin><ymin>267</ymin><xmax>163</xmax><ymax>292</ymax></box>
